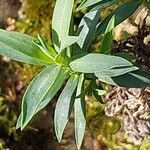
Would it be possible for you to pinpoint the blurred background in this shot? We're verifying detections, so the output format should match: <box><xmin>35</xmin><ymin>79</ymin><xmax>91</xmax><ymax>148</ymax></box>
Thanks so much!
<box><xmin>0</xmin><ymin>0</ymin><xmax>150</xmax><ymax>149</ymax></box>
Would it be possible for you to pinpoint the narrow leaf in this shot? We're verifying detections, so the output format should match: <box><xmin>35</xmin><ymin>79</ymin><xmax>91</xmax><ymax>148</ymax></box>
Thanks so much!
<box><xmin>37</xmin><ymin>34</ymin><xmax>57</xmax><ymax>56</ymax></box>
<box><xmin>74</xmin><ymin>74</ymin><xmax>86</xmax><ymax>149</ymax></box>
<box><xmin>70</xmin><ymin>53</ymin><xmax>135</xmax><ymax>73</ymax></box>
<box><xmin>34</xmin><ymin>69</ymin><xmax>68</xmax><ymax>114</ymax></box>
<box><xmin>54</xmin><ymin>75</ymin><xmax>79</xmax><ymax>142</ymax></box>
<box><xmin>100</xmin><ymin>15</ymin><xmax>115</xmax><ymax>54</ymax></box>
<box><xmin>114</xmin><ymin>53</ymin><xmax>135</xmax><ymax>62</ymax></box>
<box><xmin>0</xmin><ymin>29</ymin><xmax>52</xmax><ymax>65</ymax></box>
<box><xmin>93</xmin><ymin>90</ymin><xmax>105</xmax><ymax>103</ymax></box>
<box><xmin>32</xmin><ymin>34</ymin><xmax>56</xmax><ymax>60</ymax></box>
<box><xmin>61</xmin><ymin>36</ymin><xmax>79</xmax><ymax>51</ymax></box>
<box><xmin>76</xmin><ymin>7</ymin><xmax>100</xmax><ymax>52</ymax></box>
<box><xmin>95</xmin><ymin>66</ymin><xmax>138</xmax><ymax>77</ymax></box>
<box><xmin>78</xmin><ymin>0</ymin><xmax>102</xmax><ymax>10</ymax></box>
<box><xmin>20</xmin><ymin>65</ymin><xmax>68</xmax><ymax>129</ymax></box>
<box><xmin>97</xmin><ymin>75</ymin><xmax>116</xmax><ymax>86</ymax></box>
<box><xmin>97</xmin><ymin>70</ymin><xmax>150</xmax><ymax>88</ymax></box>
<box><xmin>52</xmin><ymin>0</ymin><xmax>74</xmax><ymax>52</ymax></box>
<box><xmin>78</xmin><ymin>0</ymin><xmax>118</xmax><ymax>10</ymax></box>
<box><xmin>95</xmin><ymin>0</ymin><xmax>142</xmax><ymax>38</ymax></box>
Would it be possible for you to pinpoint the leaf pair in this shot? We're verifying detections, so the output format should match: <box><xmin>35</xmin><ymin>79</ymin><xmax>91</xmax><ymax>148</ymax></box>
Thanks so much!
<box><xmin>54</xmin><ymin>74</ymin><xmax>86</xmax><ymax>149</ymax></box>
<box><xmin>17</xmin><ymin>65</ymin><xmax>69</xmax><ymax>129</ymax></box>
<box><xmin>70</xmin><ymin>53</ymin><xmax>150</xmax><ymax>88</ymax></box>
<box><xmin>74</xmin><ymin>0</ymin><xmax>142</xmax><ymax>55</ymax></box>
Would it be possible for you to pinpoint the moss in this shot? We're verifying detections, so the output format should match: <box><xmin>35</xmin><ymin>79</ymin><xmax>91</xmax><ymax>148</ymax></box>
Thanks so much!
<box><xmin>0</xmin><ymin>97</ymin><xmax>17</xmax><ymax>149</ymax></box>
<box><xmin>140</xmin><ymin>140</ymin><xmax>150</xmax><ymax>150</ymax></box>
<box><xmin>16</xmin><ymin>0</ymin><xmax>54</xmax><ymax>42</ymax></box>
<box><xmin>12</xmin><ymin>63</ymin><xmax>42</xmax><ymax>86</ymax></box>
<box><xmin>86</xmin><ymin>97</ymin><xmax>150</xmax><ymax>149</ymax></box>
<box><xmin>0</xmin><ymin>98</ymin><xmax>17</xmax><ymax>135</ymax></box>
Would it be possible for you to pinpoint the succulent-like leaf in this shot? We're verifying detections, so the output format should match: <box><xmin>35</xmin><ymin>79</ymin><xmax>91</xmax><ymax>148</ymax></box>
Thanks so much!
<box><xmin>0</xmin><ymin>29</ymin><xmax>52</xmax><ymax>65</ymax></box>
<box><xmin>52</xmin><ymin>0</ymin><xmax>75</xmax><ymax>52</ymax></box>
<box><xmin>54</xmin><ymin>75</ymin><xmax>79</xmax><ymax>142</ymax></box>
<box><xmin>100</xmin><ymin>15</ymin><xmax>115</xmax><ymax>54</ymax></box>
<box><xmin>20</xmin><ymin>65</ymin><xmax>68</xmax><ymax>129</ymax></box>
<box><xmin>70</xmin><ymin>53</ymin><xmax>136</xmax><ymax>73</ymax></box>
<box><xmin>74</xmin><ymin>74</ymin><xmax>86</xmax><ymax>149</ymax></box>
<box><xmin>95</xmin><ymin>0</ymin><xmax>142</xmax><ymax>38</ymax></box>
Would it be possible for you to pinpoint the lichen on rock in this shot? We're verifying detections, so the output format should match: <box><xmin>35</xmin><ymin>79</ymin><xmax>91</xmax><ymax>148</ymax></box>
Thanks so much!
<box><xmin>105</xmin><ymin>87</ymin><xmax>150</xmax><ymax>145</ymax></box>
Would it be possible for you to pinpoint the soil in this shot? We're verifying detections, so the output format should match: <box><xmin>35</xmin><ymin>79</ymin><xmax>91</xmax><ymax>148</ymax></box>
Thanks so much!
<box><xmin>0</xmin><ymin>0</ymin><xmax>20</xmax><ymax>28</ymax></box>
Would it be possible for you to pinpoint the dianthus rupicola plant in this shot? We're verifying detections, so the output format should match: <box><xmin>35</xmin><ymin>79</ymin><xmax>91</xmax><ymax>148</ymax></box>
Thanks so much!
<box><xmin>0</xmin><ymin>0</ymin><xmax>150</xmax><ymax>149</ymax></box>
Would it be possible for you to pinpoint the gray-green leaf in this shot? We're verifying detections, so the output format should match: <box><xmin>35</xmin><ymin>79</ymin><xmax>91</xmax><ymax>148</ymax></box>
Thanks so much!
<box><xmin>100</xmin><ymin>15</ymin><xmax>115</xmax><ymax>54</ymax></box>
<box><xmin>0</xmin><ymin>29</ymin><xmax>52</xmax><ymax>65</ymax></box>
<box><xmin>74</xmin><ymin>74</ymin><xmax>86</xmax><ymax>149</ymax></box>
<box><xmin>52</xmin><ymin>0</ymin><xmax>75</xmax><ymax>52</ymax></box>
<box><xmin>54</xmin><ymin>75</ymin><xmax>79</xmax><ymax>142</ymax></box>
<box><xmin>95</xmin><ymin>0</ymin><xmax>142</xmax><ymax>38</ymax></box>
<box><xmin>70</xmin><ymin>53</ymin><xmax>135</xmax><ymax>73</ymax></box>
<box><xmin>76</xmin><ymin>7</ymin><xmax>100</xmax><ymax>52</ymax></box>
<box><xmin>78</xmin><ymin>0</ymin><xmax>118</xmax><ymax>10</ymax></box>
<box><xmin>20</xmin><ymin>65</ymin><xmax>68</xmax><ymax>129</ymax></box>
<box><xmin>97</xmin><ymin>70</ymin><xmax>150</xmax><ymax>88</ymax></box>
<box><xmin>95</xmin><ymin>66</ymin><xmax>138</xmax><ymax>77</ymax></box>
<box><xmin>61</xmin><ymin>36</ymin><xmax>79</xmax><ymax>51</ymax></box>
<box><xmin>32</xmin><ymin>34</ymin><xmax>57</xmax><ymax>60</ymax></box>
